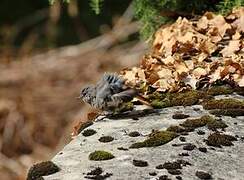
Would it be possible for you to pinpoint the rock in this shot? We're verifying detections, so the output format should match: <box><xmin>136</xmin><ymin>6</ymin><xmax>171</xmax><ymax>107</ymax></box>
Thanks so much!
<box><xmin>43</xmin><ymin>95</ymin><xmax>244</xmax><ymax>180</ymax></box>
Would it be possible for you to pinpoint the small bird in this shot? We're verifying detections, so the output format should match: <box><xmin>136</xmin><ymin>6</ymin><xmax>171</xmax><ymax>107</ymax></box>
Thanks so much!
<box><xmin>80</xmin><ymin>73</ymin><xmax>138</xmax><ymax>111</ymax></box>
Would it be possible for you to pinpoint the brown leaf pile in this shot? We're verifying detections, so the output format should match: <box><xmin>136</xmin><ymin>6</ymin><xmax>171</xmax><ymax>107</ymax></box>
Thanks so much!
<box><xmin>121</xmin><ymin>7</ymin><xmax>244</xmax><ymax>92</ymax></box>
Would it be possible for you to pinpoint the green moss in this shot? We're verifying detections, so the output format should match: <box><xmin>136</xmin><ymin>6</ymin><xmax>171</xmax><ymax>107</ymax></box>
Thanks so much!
<box><xmin>170</xmin><ymin>90</ymin><xmax>205</xmax><ymax>106</ymax></box>
<box><xmin>129</xmin><ymin>130</ymin><xmax>178</xmax><ymax>148</ymax></box>
<box><xmin>172</xmin><ymin>113</ymin><xmax>190</xmax><ymax>119</ymax></box>
<box><xmin>82</xmin><ymin>129</ymin><xmax>97</xmax><ymax>137</ymax></box>
<box><xmin>89</xmin><ymin>150</ymin><xmax>114</xmax><ymax>161</ymax></box>
<box><xmin>27</xmin><ymin>161</ymin><xmax>60</xmax><ymax>180</ymax></box>
<box><xmin>180</xmin><ymin>115</ymin><xmax>212</xmax><ymax>128</ymax></box>
<box><xmin>180</xmin><ymin>115</ymin><xmax>228</xmax><ymax>131</ymax></box>
<box><xmin>151</xmin><ymin>99</ymin><xmax>171</xmax><ymax>108</ymax></box>
<box><xmin>150</xmin><ymin>90</ymin><xmax>206</xmax><ymax>109</ymax></box>
<box><xmin>207</xmin><ymin>119</ymin><xmax>228</xmax><ymax>130</ymax></box>
<box><xmin>209</xmin><ymin>109</ymin><xmax>244</xmax><ymax>117</ymax></box>
<box><xmin>206</xmin><ymin>132</ymin><xmax>237</xmax><ymax>147</ymax></box>
<box><xmin>98</xmin><ymin>136</ymin><xmax>114</xmax><ymax>143</ymax></box>
<box><xmin>203</xmin><ymin>98</ymin><xmax>244</xmax><ymax>110</ymax></box>
<box><xmin>114</xmin><ymin>102</ymin><xmax>134</xmax><ymax>113</ymax></box>
<box><xmin>206</xmin><ymin>86</ymin><xmax>233</xmax><ymax>96</ymax></box>
<box><xmin>167</xmin><ymin>125</ymin><xmax>187</xmax><ymax>133</ymax></box>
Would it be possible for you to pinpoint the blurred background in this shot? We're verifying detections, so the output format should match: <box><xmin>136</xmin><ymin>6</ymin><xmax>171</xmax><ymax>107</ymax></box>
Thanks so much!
<box><xmin>0</xmin><ymin>0</ymin><xmax>147</xmax><ymax>179</ymax></box>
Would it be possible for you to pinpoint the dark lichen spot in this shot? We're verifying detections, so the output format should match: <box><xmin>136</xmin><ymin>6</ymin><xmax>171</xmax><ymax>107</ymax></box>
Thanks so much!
<box><xmin>82</xmin><ymin>129</ymin><xmax>97</xmax><ymax>137</ymax></box>
<box><xmin>176</xmin><ymin>159</ymin><xmax>191</xmax><ymax>166</ymax></box>
<box><xmin>176</xmin><ymin>176</ymin><xmax>183</xmax><ymax>180</ymax></box>
<box><xmin>77</xmin><ymin>121</ymin><xmax>93</xmax><ymax>135</ymax></box>
<box><xmin>132</xmin><ymin>117</ymin><xmax>139</xmax><ymax>120</ymax></box>
<box><xmin>198</xmin><ymin>147</ymin><xmax>207</xmax><ymax>153</ymax></box>
<box><xmin>206</xmin><ymin>132</ymin><xmax>237</xmax><ymax>147</ymax></box>
<box><xmin>117</xmin><ymin>147</ymin><xmax>128</xmax><ymax>151</ymax></box>
<box><xmin>197</xmin><ymin>130</ymin><xmax>205</xmax><ymax>135</ymax></box>
<box><xmin>183</xmin><ymin>143</ymin><xmax>196</xmax><ymax>151</ymax></box>
<box><xmin>130</xmin><ymin>130</ymin><xmax>177</xmax><ymax>148</ymax></box>
<box><xmin>162</xmin><ymin>161</ymin><xmax>182</xmax><ymax>170</ymax></box>
<box><xmin>203</xmin><ymin>98</ymin><xmax>244</xmax><ymax>110</ymax></box>
<box><xmin>179</xmin><ymin>136</ymin><xmax>186</xmax><ymax>142</ymax></box>
<box><xmin>89</xmin><ymin>150</ymin><xmax>114</xmax><ymax>161</ymax></box>
<box><xmin>149</xmin><ymin>172</ymin><xmax>157</xmax><ymax>176</ymax></box>
<box><xmin>159</xmin><ymin>175</ymin><xmax>171</xmax><ymax>180</ymax></box>
<box><xmin>156</xmin><ymin>164</ymin><xmax>164</xmax><ymax>169</ymax></box>
<box><xmin>206</xmin><ymin>86</ymin><xmax>233</xmax><ymax>96</ymax></box>
<box><xmin>167</xmin><ymin>169</ymin><xmax>182</xmax><ymax>175</ymax></box>
<box><xmin>195</xmin><ymin>171</ymin><xmax>212</xmax><ymax>179</ymax></box>
<box><xmin>98</xmin><ymin>136</ymin><xmax>114</xmax><ymax>143</ymax></box>
<box><xmin>209</xmin><ymin>109</ymin><xmax>244</xmax><ymax>117</ymax></box>
<box><xmin>85</xmin><ymin>167</ymin><xmax>113</xmax><ymax>179</ymax></box>
<box><xmin>172</xmin><ymin>113</ymin><xmax>190</xmax><ymax>119</ymax></box>
<box><xmin>87</xmin><ymin>167</ymin><xmax>103</xmax><ymax>176</ymax></box>
<box><xmin>132</xmin><ymin>159</ymin><xmax>148</xmax><ymax>167</ymax></box>
<box><xmin>128</xmin><ymin>131</ymin><xmax>140</xmax><ymax>137</ymax></box>
<box><xmin>178</xmin><ymin>152</ymin><xmax>189</xmax><ymax>156</ymax></box>
<box><xmin>27</xmin><ymin>161</ymin><xmax>60</xmax><ymax>180</ymax></box>
<box><xmin>234</xmin><ymin>87</ymin><xmax>244</xmax><ymax>96</ymax></box>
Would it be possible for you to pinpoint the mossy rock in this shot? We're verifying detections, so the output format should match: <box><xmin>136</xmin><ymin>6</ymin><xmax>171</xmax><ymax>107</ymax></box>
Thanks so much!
<box><xmin>89</xmin><ymin>150</ymin><xmax>114</xmax><ymax>161</ymax></box>
<box><xmin>27</xmin><ymin>161</ymin><xmax>60</xmax><ymax>180</ymax></box>
<box><xmin>130</xmin><ymin>130</ymin><xmax>178</xmax><ymax>148</ymax></box>
<box><xmin>203</xmin><ymin>98</ymin><xmax>244</xmax><ymax>110</ymax></box>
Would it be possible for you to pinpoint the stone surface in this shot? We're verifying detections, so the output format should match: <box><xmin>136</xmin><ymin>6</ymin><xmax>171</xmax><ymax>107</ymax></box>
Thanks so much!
<box><xmin>44</xmin><ymin>95</ymin><xmax>244</xmax><ymax>180</ymax></box>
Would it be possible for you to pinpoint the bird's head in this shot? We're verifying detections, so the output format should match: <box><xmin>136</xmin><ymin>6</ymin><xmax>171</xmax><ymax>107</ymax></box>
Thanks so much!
<box><xmin>79</xmin><ymin>85</ymin><xmax>95</xmax><ymax>104</ymax></box>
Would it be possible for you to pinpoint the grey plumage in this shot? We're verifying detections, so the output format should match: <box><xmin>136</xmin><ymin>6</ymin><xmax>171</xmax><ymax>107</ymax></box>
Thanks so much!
<box><xmin>80</xmin><ymin>73</ymin><xmax>137</xmax><ymax>110</ymax></box>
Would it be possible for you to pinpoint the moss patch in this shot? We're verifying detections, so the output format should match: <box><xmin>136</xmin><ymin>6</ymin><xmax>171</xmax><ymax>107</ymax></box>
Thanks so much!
<box><xmin>132</xmin><ymin>159</ymin><xmax>148</xmax><ymax>167</ymax></box>
<box><xmin>206</xmin><ymin>86</ymin><xmax>233</xmax><ymax>96</ymax></box>
<box><xmin>129</xmin><ymin>130</ymin><xmax>177</xmax><ymax>148</ymax></box>
<box><xmin>172</xmin><ymin>113</ymin><xmax>190</xmax><ymax>119</ymax></box>
<box><xmin>27</xmin><ymin>161</ymin><xmax>60</xmax><ymax>180</ymax></box>
<box><xmin>203</xmin><ymin>98</ymin><xmax>244</xmax><ymax>110</ymax></box>
<box><xmin>98</xmin><ymin>136</ymin><xmax>114</xmax><ymax>143</ymax></box>
<box><xmin>114</xmin><ymin>102</ymin><xmax>134</xmax><ymax>113</ymax></box>
<box><xmin>89</xmin><ymin>150</ymin><xmax>114</xmax><ymax>161</ymax></box>
<box><xmin>209</xmin><ymin>109</ymin><xmax>244</xmax><ymax>117</ymax></box>
<box><xmin>181</xmin><ymin>115</ymin><xmax>227</xmax><ymax>131</ymax></box>
<box><xmin>150</xmin><ymin>90</ymin><xmax>206</xmax><ymax>108</ymax></box>
<box><xmin>206</xmin><ymin>132</ymin><xmax>237</xmax><ymax>147</ymax></box>
<box><xmin>82</xmin><ymin>129</ymin><xmax>97</xmax><ymax>137</ymax></box>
